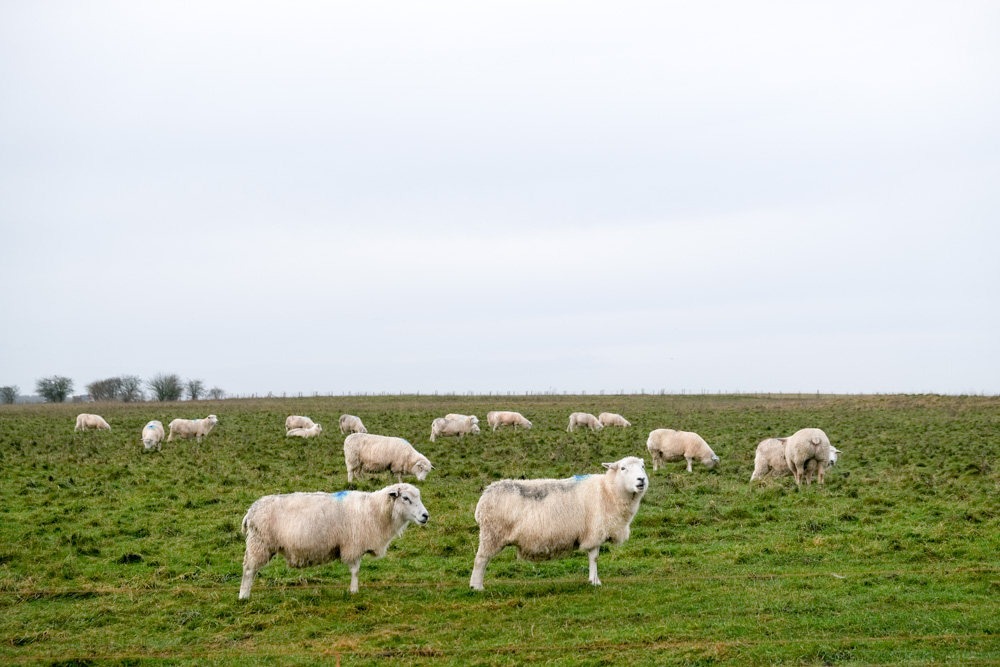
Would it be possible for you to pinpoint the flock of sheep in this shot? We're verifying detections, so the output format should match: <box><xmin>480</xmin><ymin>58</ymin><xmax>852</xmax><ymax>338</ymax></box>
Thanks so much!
<box><xmin>72</xmin><ymin>409</ymin><xmax>841</xmax><ymax>597</ymax></box>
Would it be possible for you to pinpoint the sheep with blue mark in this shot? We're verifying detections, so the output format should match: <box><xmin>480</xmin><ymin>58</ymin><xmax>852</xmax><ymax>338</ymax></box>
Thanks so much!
<box><xmin>141</xmin><ymin>420</ymin><xmax>165</xmax><ymax>451</ymax></box>
<box><xmin>339</xmin><ymin>414</ymin><xmax>367</xmax><ymax>434</ymax></box>
<box><xmin>470</xmin><ymin>456</ymin><xmax>648</xmax><ymax>590</ymax></box>
<box><xmin>238</xmin><ymin>483</ymin><xmax>429</xmax><ymax>598</ymax></box>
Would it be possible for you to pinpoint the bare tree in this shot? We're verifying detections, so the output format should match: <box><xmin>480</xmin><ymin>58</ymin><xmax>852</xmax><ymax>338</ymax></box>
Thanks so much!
<box><xmin>207</xmin><ymin>386</ymin><xmax>226</xmax><ymax>400</ymax></box>
<box><xmin>36</xmin><ymin>376</ymin><xmax>74</xmax><ymax>403</ymax></box>
<box><xmin>119</xmin><ymin>375</ymin><xmax>144</xmax><ymax>402</ymax></box>
<box><xmin>148</xmin><ymin>373</ymin><xmax>183</xmax><ymax>402</ymax></box>
<box><xmin>186</xmin><ymin>379</ymin><xmax>205</xmax><ymax>401</ymax></box>
<box><xmin>86</xmin><ymin>377</ymin><xmax>124</xmax><ymax>402</ymax></box>
<box><xmin>0</xmin><ymin>385</ymin><xmax>18</xmax><ymax>404</ymax></box>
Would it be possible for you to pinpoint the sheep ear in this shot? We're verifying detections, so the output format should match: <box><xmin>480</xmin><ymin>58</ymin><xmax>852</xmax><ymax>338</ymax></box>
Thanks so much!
<box><xmin>602</xmin><ymin>462</ymin><xmax>617</xmax><ymax>471</ymax></box>
<box><xmin>388</xmin><ymin>488</ymin><xmax>399</xmax><ymax>498</ymax></box>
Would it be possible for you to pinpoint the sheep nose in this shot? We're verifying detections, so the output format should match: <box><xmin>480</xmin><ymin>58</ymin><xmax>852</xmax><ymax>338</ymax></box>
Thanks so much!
<box><xmin>421</xmin><ymin>512</ymin><xmax>429</xmax><ymax>522</ymax></box>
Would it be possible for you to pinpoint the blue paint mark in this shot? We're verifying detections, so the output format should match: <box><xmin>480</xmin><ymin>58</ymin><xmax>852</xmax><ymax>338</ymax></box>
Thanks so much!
<box><xmin>332</xmin><ymin>491</ymin><xmax>351</xmax><ymax>500</ymax></box>
<box><xmin>573</xmin><ymin>475</ymin><xmax>590</xmax><ymax>482</ymax></box>
<box><xmin>146</xmin><ymin>424</ymin><xmax>155</xmax><ymax>429</ymax></box>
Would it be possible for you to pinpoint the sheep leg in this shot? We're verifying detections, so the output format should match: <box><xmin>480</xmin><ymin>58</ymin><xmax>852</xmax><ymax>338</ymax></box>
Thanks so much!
<box><xmin>817</xmin><ymin>461</ymin><xmax>826</xmax><ymax>485</ymax></box>
<box><xmin>396</xmin><ymin>472</ymin><xmax>403</xmax><ymax>483</ymax></box>
<box><xmin>587</xmin><ymin>547</ymin><xmax>602</xmax><ymax>586</ymax></box>
<box><xmin>686</xmin><ymin>457</ymin><xmax>693</xmax><ymax>473</ymax></box>
<box><xmin>470</xmin><ymin>537</ymin><xmax>504</xmax><ymax>590</ymax></box>
<box><xmin>347</xmin><ymin>559</ymin><xmax>362</xmax><ymax>593</ymax></box>
<box><xmin>238</xmin><ymin>540</ymin><xmax>272</xmax><ymax>600</ymax></box>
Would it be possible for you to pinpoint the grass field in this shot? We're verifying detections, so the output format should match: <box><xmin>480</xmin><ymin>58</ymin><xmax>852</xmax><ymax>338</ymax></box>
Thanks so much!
<box><xmin>1</xmin><ymin>393</ymin><xmax>998</xmax><ymax>665</ymax></box>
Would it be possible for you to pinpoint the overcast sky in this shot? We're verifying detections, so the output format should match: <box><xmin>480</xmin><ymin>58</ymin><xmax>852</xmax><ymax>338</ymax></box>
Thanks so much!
<box><xmin>1</xmin><ymin>1</ymin><xmax>997</xmax><ymax>398</ymax></box>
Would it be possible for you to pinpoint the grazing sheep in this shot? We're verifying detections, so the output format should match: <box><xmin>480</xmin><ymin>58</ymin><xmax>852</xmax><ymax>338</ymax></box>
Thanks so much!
<box><xmin>445</xmin><ymin>413</ymin><xmax>479</xmax><ymax>425</ymax></box>
<box><xmin>486</xmin><ymin>411</ymin><xmax>532</xmax><ymax>431</ymax></box>
<box><xmin>167</xmin><ymin>414</ymin><xmax>219</xmax><ymax>443</ymax></box>
<box><xmin>75</xmin><ymin>413</ymin><xmax>111</xmax><ymax>431</ymax></box>
<box><xmin>470</xmin><ymin>456</ymin><xmax>648</xmax><ymax>590</ymax></box>
<box><xmin>286</xmin><ymin>415</ymin><xmax>315</xmax><ymax>431</ymax></box>
<box><xmin>344</xmin><ymin>433</ymin><xmax>433</xmax><ymax>483</ymax></box>
<box><xmin>141</xmin><ymin>420</ymin><xmax>165</xmax><ymax>451</ymax></box>
<box><xmin>286</xmin><ymin>423</ymin><xmax>323</xmax><ymax>438</ymax></box>
<box><xmin>567</xmin><ymin>412</ymin><xmax>603</xmax><ymax>432</ymax></box>
<box><xmin>598</xmin><ymin>413</ymin><xmax>631</xmax><ymax>428</ymax></box>
<box><xmin>239</xmin><ymin>483</ymin><xmax>429</xmax><ymax>598</ymax></box>
<box><xmin>750</xmin><ymin>437</ymin><xmax>842</xmax><ymax>482</ymax></box>
<box><xmin>339</xmin><ymin>414</ymin><xmax>368</xmax><ymax>434</ymax></box>
<box><xmin>430</xmin><ymin>416</ymin><xmax>480</xmax><ymax>442</ymax></box>
<box><xmin>784</xmin><ymin>428</ymin><xmax>833</xmax><ymax>488</ymax></box>
<box><xmin>646</xmin><ymin>429</ymin><xmax>720</xmax><ymax>472</ymax></box>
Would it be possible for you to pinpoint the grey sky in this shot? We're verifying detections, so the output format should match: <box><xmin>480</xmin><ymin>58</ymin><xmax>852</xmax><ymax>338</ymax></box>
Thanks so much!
<box><xmin>1</xmin><ymin>2</ymin><xmax>997</xmax><ymax>397</ymax></box>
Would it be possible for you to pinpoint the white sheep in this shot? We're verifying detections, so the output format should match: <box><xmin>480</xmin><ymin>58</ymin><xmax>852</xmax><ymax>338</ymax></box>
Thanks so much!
<box><xmin>239</xmin><ymin>483</ymin><xmax>429</xmax><ymax>598</ymax></box>
<box><xmin>486</xmin><ymin>410</ymin><xmax>532</xmax><ymax>431</ymax></box>
<box><xmin>598</xmin><ymin>413</ymin><xmax>631</xmax><ymax>428</ymax></box>
<box><xmin>339</xmin><ymin>414</ymin><xmax>368</xmax><ymax>434</ymax></box>
<box><xmin>430</xmin><ymin>416</ymin><xmax>480</xmax><ymax>442</ymax></box>
<box><xmin>344</xmin><ymin>433</ymin><xmax>433</xmax><ymax>483</ymax></box>
<box><xmin>141</xmin><ymin>420</ymin><xmax>165</xmax><ymax>451</ymax></box>
<box><xmin>567</xmin><ymin>412</ymin><xmax>603</xmax><ymax>432</ymax></box>
<box><xmin>784</xmin><ymin>427</ymin><xmax>833</xmax><ymax>488</ymax></box>
<box><xmin>646</xmin><ymin>429</ymin><xmax>720</xmax><ymax>472</ymax></box>
<box><xmin>286</xmin><ymin>415</ymin><xmax>315</xmax><ymax>431</ymax></box>
<box><xmin>286</xmin><ymin>423</ymin><xmax>323</xmax><ymax>438</ymax></box>
<box><xmin>750</xmin><ymin>437</ymin><xmax>842</xmax><ymax>482</ymax></box>
<box><xmin>75</xmin><ymin>413</ymin><xmax>111</xmax><ymax>431</ymax></box>
<box><xmin>470</xmin><ymin>456</ymin><xmax>648</xmax><ymax>590</ymax></box>
<box><xmin>167</xmin><ymin>414</ymin><xmax>219</xmax><ymax>443</ymax></box>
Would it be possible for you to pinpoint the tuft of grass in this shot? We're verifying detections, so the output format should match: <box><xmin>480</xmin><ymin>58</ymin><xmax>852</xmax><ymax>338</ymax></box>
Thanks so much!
<box><xmin>0</xmin><ymin>393</ymin><xmax>999</xmax><ymax>665</ymax></box>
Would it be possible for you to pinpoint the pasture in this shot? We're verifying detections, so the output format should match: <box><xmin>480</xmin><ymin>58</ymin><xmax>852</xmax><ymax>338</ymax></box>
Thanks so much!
<box><xmin>1</xmin><ymin>393</ymin><xmax>998</xmax><ymax>665</ymax></box>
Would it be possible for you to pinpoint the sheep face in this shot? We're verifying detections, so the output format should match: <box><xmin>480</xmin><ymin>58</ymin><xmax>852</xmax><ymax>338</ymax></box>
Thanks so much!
<box><xmin>470</xmin><ymin>424</ymin><xmax>481</xmax><ymax>435</ymax></box>
<box><xmin>390</xmin><ymin>485</ymin><xmax>429</xmax><ymax>525</ymax></box>
<box><xmin>206</xmin><ymin>415</ymin><xmax>219</xmax><ymax>426</ymax></box>
<box><xmin>703</xmin><ymin>453</ymin><xmax>721</xmax><ymax>469</ymax></box>
<box><xmin>412</xmin><ymin>456</ymin><xmax>433</xmax><ymax>482</ymax></box>
<box><xmin>829</xmin><ymin>447</ymin><xmax>842</xmax><ymax>467</ymax></box>
<box><xmin>604</xmin><ymin>457</ymin><xmax>648</xmax><ymax>494</ymax></box>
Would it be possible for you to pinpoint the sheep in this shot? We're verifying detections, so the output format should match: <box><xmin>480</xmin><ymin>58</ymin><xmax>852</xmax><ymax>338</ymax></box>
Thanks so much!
<box><xmin>445</xmin><ymin>413</ymin><xmax>479</xmax><ymax>425</ymax></box>
<box><xmin>167</xmin><ymin>414</ymin><xmax>219</xmax><ymax>443</ymax></box>
<box><xmin>141</xmin><ymin>420</ymin><xmax>165</xmax><ymax>451</ymax></box>
<box><xmin>598</xmin><ymin>413</ymin><xmax>631</xmax><ymax>428</ymax></box>
<box><xmin>470</xmin><ymin>456</ymin><xmax>648</xmax><ymax>590</ymax></box>
<box><xmin>486</xmin><ymin>410</ymin><xmax>532</xmax><ymax>431</ymax></box>
<box><xmin>239</xmin><ymin>483</ymin><xmax>429</xmax><ymax>598</ymax></box>
<box><xmin>286</xmin><ymin>423</ymin><xmax>323</xmax><ymax>438</ymax></box>
<box><xmin>75</xmin><ymin>413</ymin><xmax>111</xmax><ymax>431</ymax></box>
<box><xmin>430</xmin><ymin>416</ymin><xmax>480</xmax><ymax>442</ymax></box>
<box><xmin>646</xmin><ymin>429</ymin><xmax>720</xmax><ymax>472</ymax></box>
<box><xmin>750</xmin><ymin>437</ymin><xmax>842</xmax><ymax>482</ymax></box>
<box><xmin>784</xmin><ymin>427</ymin><xmax>833</xmax><ymax>488</ymax></box>
<box><xmin>286</xmin><ymin>415</ymin><xmax>315</xmax><ymax>431</ymax></box>
<box><xmin>344</xmin><ymin>433</ymin><xmax>433</xmax><ymax>483</ymax></box>
<box><xmin>567</xmin><ymin>412</ymin><xmax>603</xmax><ymax>432</ymax></box>
<box><xmin>339</xmin><ymin>414</ymin><xmax>368</xmax><ymax>434</ymax></box>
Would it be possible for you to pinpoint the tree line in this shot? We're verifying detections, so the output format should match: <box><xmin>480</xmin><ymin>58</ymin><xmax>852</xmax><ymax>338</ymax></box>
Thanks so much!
<box><xmin>0</xmin><ymin>375</ymin><xmax>226</xmax><ymax>404</ymax></box>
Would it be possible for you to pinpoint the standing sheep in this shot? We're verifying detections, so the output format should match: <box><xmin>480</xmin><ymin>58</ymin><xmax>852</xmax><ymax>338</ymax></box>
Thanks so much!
<box><xmin>286</xmin><ymin>423</ymin><xmax>323</xmax><ymax>438</ymax></box>
<box><xmin>75</xmin><ymin>413</ymin><xmax>111</xmax><ymax>431</ymax></box>
<box><xmin>239</xmin><ymin>483</ymin><xmax>429</xmax><ymax>598</ymax></box>
<box><xmin>344</xmin><ymin>433</ymin><xmax>433</xmax><ymax>483</ymax></box>
<box><xmin>286</xmin><ymin>415</ymin><xmax>315</xmax><ymax>431</ymax></box>
<box><xmin>646</xmin><ymin>429</ymin><xmax>720</xmax><ymax>472</ymax></box>
<box><xmin>470</xmin><ymin>456</ymin><xmax>648</xmax><ymax>590</ymax></box>
<box><xmin>445</xmin><ymin>413</ymin><xmax>479</xmax><ymax>424</ymax></box>
<box><xmin>141</xmin><ymin>420</ymin><xmax>165</xmax><ymax>451</ymax></box>
<box><xmin>784</xmin><ymin>428</ymin><xmax>833</xmax><ymax>488</ymax></box>
<box><xmin>167</xmin><ymin>415</ymin><xmax>219</xmax><ymax>443</ymax></box>
<box><xmin>598</xmin><ymin>413</ymin><xmax>631</xmax><ymax>428</ymax></box>
<box><xmin>750</xmin><ymin>437</ymin><xmax>842</xmax><ymax>482</ymax></box>
<box><xmin>567</xmin><ymin>412</ymin><xmax>603</xmax><ymax>432</ymax></box>
<box><xmin>487</xmin><ymin>411</ymin><xmax>532</xmax><ymax>431</ymax></box>
<box><xmin>430</xmin><ymin>416</ymin><xmax>480</xmax><ymax>442</ymax></box>
<box><xmin>339</xmin><ymin>414</ymin><xmax>368</xmax><ymax>434</ymax></box>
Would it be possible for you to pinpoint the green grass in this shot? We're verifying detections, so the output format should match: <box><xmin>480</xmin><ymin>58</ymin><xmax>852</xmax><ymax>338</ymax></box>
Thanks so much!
<box><xmin>1</xmin><ymin>393</ymin><xmax>998</xmax><ymax>665</ymax></box>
